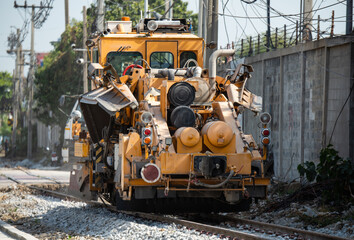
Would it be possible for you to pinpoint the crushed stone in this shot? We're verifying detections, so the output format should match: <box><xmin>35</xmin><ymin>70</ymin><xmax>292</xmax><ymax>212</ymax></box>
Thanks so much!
<box><xmin>0</xmin><ymin>186</ymin><xmax>222</xmax><ymax>240</ymax></box>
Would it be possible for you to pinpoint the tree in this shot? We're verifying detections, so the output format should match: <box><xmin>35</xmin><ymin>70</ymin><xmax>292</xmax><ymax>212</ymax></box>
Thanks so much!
<box><xmin>34</xmin><ymin>21</ymin><xmax>83</xmax><ymax>127</ymax></box>
<box><xmin>0</xmin><ymin>71</ymin><xmax>13</xmax><ymax>137</ymax></box>
<box><xmin>0</xmin><ymin>72</ymin><xmax>12</xmax><ymax>112</ymax></box>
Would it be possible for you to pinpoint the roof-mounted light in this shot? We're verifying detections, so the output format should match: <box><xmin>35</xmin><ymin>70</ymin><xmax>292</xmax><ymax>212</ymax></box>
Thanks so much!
<box><xmin>260</xmin><ymin>112</ymin><xmax>272</xmax><ymax>124</ymax></box>
<box><xmin>147</xmin><ymin>20</ymin><xmax>158</xmax><ymax>31</ymax></box>
<box><xmin>141</xmin><ymin>112</ymin><xmax>153</xmax><ymax>125</ymax></box>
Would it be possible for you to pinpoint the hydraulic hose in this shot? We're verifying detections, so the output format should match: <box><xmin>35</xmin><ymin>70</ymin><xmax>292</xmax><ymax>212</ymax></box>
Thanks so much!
<box><xmin>192</xmin><ymin>170</ymin><xmax>235</xmax><ymax>188</ymax></box>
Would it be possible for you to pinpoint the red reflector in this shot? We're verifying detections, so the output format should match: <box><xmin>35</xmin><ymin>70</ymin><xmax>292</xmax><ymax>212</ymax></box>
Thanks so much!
<box><xmin>141</xmin><ymin>163</ymin><xmax>161</xmax><ymax>183</ymax></box>
<box><xmin>144</xmin><ymin>129</ymin><xmax>151</xmax><ymax>136</ymax></box>
<box><xmin>262</xmin><ymin>129</ymin><xmax>270</xmax><ymax>136</ymax></box>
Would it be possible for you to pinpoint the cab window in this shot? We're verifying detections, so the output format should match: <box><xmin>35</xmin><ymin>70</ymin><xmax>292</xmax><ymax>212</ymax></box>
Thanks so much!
<box><xmin>150</xmin><ymin>52</ymin><xmax>174</xmax><ymax>68</ymax></box>
<box><xmin>180</xmin><ymin>51</ymin><xmax>197</xmax><ymax>67</ymax></box>
<box><xmin>107</xmin><ymin>51</ymin><xmax>143</xmax><ymax>76</ymax></box>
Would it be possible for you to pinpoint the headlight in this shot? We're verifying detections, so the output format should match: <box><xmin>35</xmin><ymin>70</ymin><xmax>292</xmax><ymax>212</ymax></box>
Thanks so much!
<box><xmin>260</xmin><ymin>112</ymin><xmax>271</xmax><ymax>124</ymax></box>
<box><xmin>141</xmin><ymin>112</ymin><xmax>153</xmax><ymax>125</ymax></box>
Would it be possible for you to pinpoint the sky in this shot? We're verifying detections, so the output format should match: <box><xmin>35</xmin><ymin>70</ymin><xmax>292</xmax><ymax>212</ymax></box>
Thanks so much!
<box><xmin>0</xmin><ymin>0</ymin><xmax>349</xmax><ymax>75</ymax></box>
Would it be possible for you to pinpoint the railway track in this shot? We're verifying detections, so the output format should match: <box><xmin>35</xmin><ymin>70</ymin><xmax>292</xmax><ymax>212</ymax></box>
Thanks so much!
<box><xmin>181</xmin><ymin>213</ymin><xmax>351</xmax><ymax>240</ymax></box>
<box><xmin>29</xmin><ymin>185</ymin><xmax>350</xmax><ymax>240</ymax></box>
<box><xmin>1</xmin><ymin>173</ymin><xmax>350</xmax><ymax>240</ymax></box>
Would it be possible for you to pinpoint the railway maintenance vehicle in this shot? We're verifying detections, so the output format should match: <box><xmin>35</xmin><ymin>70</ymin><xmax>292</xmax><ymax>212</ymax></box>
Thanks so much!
<box><xmin>67</xmin><ymin>16</ymin><xmax>272</xmax><ymax>212</ymax></box>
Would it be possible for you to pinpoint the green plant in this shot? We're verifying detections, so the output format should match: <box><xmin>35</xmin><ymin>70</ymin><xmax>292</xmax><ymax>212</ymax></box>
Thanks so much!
<box><xmin>298</xmin><ymin>144</ymin><xmax>354</xmax><ymax>202</ymax></box>
<box><xmin>297</xmin><ymin>161</ymin><xmax>316</xmax><ymax>182</ymax></box>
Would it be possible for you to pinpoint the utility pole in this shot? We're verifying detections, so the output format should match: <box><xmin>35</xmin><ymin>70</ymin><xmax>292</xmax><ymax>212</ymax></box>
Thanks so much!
<box><xmin>65</xmin><ymin>0</ymin><xmax>69</xmax><ymax>29</ymax></box>
<box><xmin>198</xmin><ymin>0</ymin><xmax>204</xmax><ymax>38</ymax></box>
<box><xmin>11</xmin><ymin>29</ymin><xmax>21</xmax><ymax>158</ymax></box>
<box><xmin>346</xmin><ymin>0</ymin><xmax>353</xmax><ymax>34</ymax></box>
<box><xmin>303</xmin><ymin>0</ymin><xmax>313</xmax><ymax>41</ymax></box>
<box><xmin>14</xmin><ymin>2</ymin><xmax>53</xmax><ymax>159</ymax></box>
<box><xmin>300</xmin><ymin>0</ymin><xmax>303</xmax><ymax>41</ymax></box>
<box><xmin>27</xmin><ymin>5</ymin><xmax>35</xmax><ymax>159</ymax></box>
<box><xmin>266</xmin><ymin>0</ymin><xmax>270</xmax><ymax>51</ymax></box>
<box><xmin>203</xmin><ymin>0</ymin><xmax>208</xmax><ymax>65</ymax></box>
<box><xmin>83</xmin><ymin>6</ymin><xmax>88</xmax><ymax>93</ymax></box>
<box><xmin>206</xmin><ymin>0</ymin><xmax>213</xmax><ymax>65</ymax></box>
<box><xmin>165</xmin><ymin>0</ymin><xmax>173</xmax><ymax>19</ymax></box>
<box><xmin>97</xmin><ymin>0</ymin><xmax>104</xmax><ymax>32</ymax></box>
<box><xmin>144</xmin><ymin>0</ymin><xmax>148</xmax><ymax>18</ymax></box>
<box><xmin>205</xmin><ymin>0</ymin><xmax>218</xmax><ymax>67</ymax></box>
<box><xmin>212</xmin><ymin>0</ymin><xmax>218</xmax><ymax>46</ymax></box>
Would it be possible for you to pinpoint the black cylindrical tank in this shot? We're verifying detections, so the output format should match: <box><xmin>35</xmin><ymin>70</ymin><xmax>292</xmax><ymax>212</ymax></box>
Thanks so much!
<box><xmin>167</xmin><ymin>82</ymin><xmax>195</xmax><ymax>107</ymax></box>
<box><xmin>170</xmin><ymin>106</ymin><xmax>196</xmax><ymax>129</ymax></box>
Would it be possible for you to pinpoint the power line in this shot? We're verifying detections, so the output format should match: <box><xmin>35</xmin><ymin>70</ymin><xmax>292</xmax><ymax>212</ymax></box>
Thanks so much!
<box><xmin>257</xmin><ymin>0</ymin><xmax>297</xmax><ymax>24</ymax></box>
<box><xmin>241</xmin><ymin>0</ymin><xmax>258</xmax><ymax>3</ymax></box>
<box><xmin>249</xmin><ymin>3</ymin><xmax>274</xmax><ymax>29</ymax></box>
<box><xmin>218</xmin><ymin>0</ymin><xmax>345</xmax><ymax>19</ymax></box>
<box><xmin>13</xmin><ymin>0</ymin><xmax>54</xmax><ymax>160</ymax></box>
<box><xmin>14</xmin><ymin>0</ymin><xmax>54</xmax><ymax>29</ymax></box>
<box><xmin>33</xmin><ymin>0</ymin><xmax>54</xmax><ymax>28</ymax></box>
<box><xmin>222</xmin><ymin>0</ymin><xmax>230</xmax><ymax>44</ymax></box>
<box><xmin>241</xmin><ymin>0</ymin><xmax>261</xmax><ymax>35</ymax></box>
<box><xmin>224</xmin><ymin>2</ymin><xmax>248</xmax><ymax>44</ymax></box>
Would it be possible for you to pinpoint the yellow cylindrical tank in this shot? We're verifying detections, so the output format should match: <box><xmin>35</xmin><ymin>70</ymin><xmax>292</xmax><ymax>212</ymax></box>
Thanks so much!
<box><xmin>201</xmin><ymin>121</ymin><xmax>236</xmax><ymax>153</ymax></box>
<box><xmin>175</xmin><ymin>127</ymin><xmax>200</xmax><ymax>147</ymax></box>
<box><xmin>201</xmin><ymin>121</ymin><xmax>233</xmax><ymax>147</ymax></box>
<box><xmin>174</xmin><ymin>127</ymin><xmax>202</xmax><ymax>153</ymax></box>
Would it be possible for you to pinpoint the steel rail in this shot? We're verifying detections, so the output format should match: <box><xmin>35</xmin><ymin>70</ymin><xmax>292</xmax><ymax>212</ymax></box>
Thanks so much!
<box><xmin>202</xmin><ymin>213</ymin><xmax>349</xmax><ymax>240</ymax></box>
<box><xmin>28</xmin><ymin>185</ymin><xmax>267</xmax><ymax>240</ymax></box>
<box><xmin>3</xmin><ymin>175</ymin><xmax>349</xmax><ymax>240</ymax></box>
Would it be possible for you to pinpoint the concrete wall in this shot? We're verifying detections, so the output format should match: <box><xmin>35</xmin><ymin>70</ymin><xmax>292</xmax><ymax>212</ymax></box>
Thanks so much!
<box><xmin>233</xmin><ymin>36</ymin><xmax>353</xmax><ymax>181</ymax></box>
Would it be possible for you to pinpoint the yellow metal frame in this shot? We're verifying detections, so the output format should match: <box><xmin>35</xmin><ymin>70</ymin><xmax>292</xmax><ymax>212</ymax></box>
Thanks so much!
<box><xmin>99</xmin><ymin>34</ymin><xmax>204</xmax><ymax>69</ymax></box>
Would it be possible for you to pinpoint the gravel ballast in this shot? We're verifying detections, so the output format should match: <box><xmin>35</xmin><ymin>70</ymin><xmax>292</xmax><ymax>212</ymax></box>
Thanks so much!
<box><xmin>0</xmin><ymin>186</ymin><xmax>221</xmax><ymax>240</ymax></box>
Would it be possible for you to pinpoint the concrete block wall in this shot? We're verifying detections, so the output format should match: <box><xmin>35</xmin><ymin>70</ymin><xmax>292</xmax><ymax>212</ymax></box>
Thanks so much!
<box><xmin>303</xmin><ymin>49</ymin><xmax>324</xmax><ymax>171</ymax></box>
<box><xmin>226</xmin><ymin>36</ymin><xmax>354</xmax><ymax>181</ymax></box>
<box><xmin>326</xmin><ymin>44</ymin><xmax>352</xmax><ymax>158</ymax></box>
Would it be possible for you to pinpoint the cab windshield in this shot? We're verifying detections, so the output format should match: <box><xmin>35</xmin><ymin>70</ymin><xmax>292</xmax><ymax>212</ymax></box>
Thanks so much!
<box><xmin>106</xmin><ymin>51</ymin><xmax>143</xmax><ymax>76</ymax></box>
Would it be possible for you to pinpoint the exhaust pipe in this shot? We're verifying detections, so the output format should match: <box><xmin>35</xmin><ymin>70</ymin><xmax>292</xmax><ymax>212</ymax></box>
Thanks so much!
<box><xmin>208</xmin><ymin>49</ymin><xmax>235</xmax><ymax>100</ymax></box>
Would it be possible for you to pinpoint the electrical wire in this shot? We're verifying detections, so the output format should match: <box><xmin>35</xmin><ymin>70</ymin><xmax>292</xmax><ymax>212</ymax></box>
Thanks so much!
<box><xmin>218</xmin><ymin>0</ymin><xmax>345</xmax><ymax>19</ymax></box>
<box><xmin>222</xmin><ymin>0</ymin><xmax>230</xmax><ymax>45</ymax></box>
<box><xmin>258</xmin><ymin>0</ymin><xmax>333</xmax><ymax>40</ymax></box>
<box><xmin>292</xmin><ymin>45</ymin><xmax>354</xmax><ymax>145</ymax></box>
<box><xmin>17</xmin><ymin>8</ymin><xmax>25</xmax><ymax>21</ymax></box>
<box><xmin>303</xmin><ymin>0</ymin><xmax>320</xmax><ymax>26</ymax></box>
<box><xmin>223</xmin><ymin>3</ymin><xmax>249</xmax><ymax>43</ymax></box>
<box><xmin>33</xmin><ymin>0</ymin><xmax>54</xmax><ymax>29</ymax></box>
<box><xmin>257</xmin><ymin>0</ymin><xmax>297</xmax><ymax>24</ymax></box>
<box><xmin>241</xmin><ymin>0</ymin><xmax>261</xmax><ymax>35</ymax></box>
<box><xmin>329</xmin><ymin>79</ymin><xmax>354</xmax><ymax>144</ymax></box>
<box><xmin>310</xmin><ymin>0</ymin><xmax>324</xmax><ymax>21</ymax></box>
<box><xmin>241</xmin><ymin>0</ymin><xmax>258</xmax><ymax>3</ymax></box>
<box><xmin>149</xmin><ymin>0</ymin><xmax>173</xmax><ymax>11</ymax></box>
<box><xmin>249</xmin><ymin>3</ymin><xmax>274</xmax><ymax>29</ymax></box>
